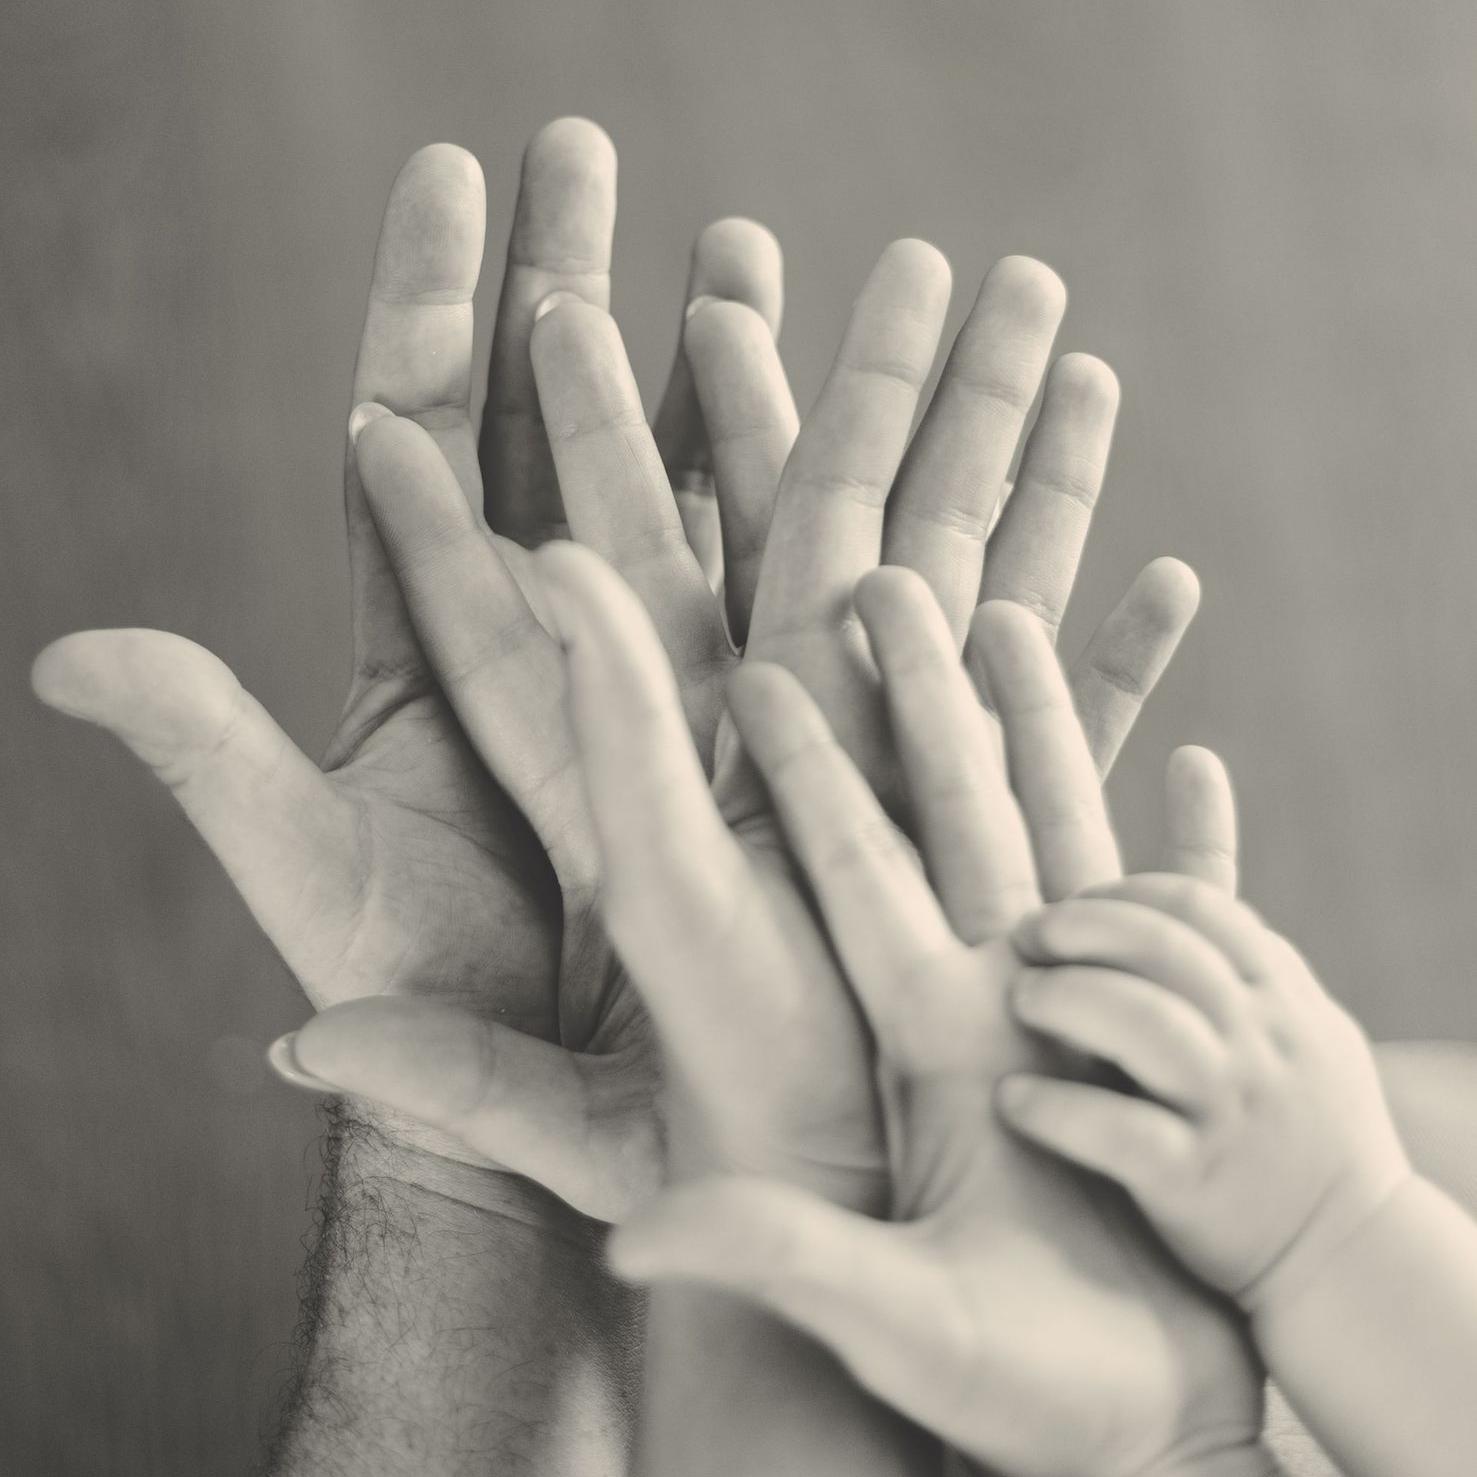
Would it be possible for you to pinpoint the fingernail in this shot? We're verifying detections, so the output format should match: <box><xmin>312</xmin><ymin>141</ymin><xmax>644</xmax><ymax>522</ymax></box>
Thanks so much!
<box><xmin>684</xmin><ymin>293</ymin><xmax>721</xmax><ymax>322</ymax></box>
<box><xmin>348</xmin><ymin>402</ymin><xmax>392</xmax><ymax>446</ymax></box>
<box><xmin>267</xmin><ymin>1033</ymin><xmax>341</xmax><ymax>1094</ymax></box>
<box><xmin>534</xmin><ymin>289</ymin><xmax>584</xmax><ymax>322</ymax></box>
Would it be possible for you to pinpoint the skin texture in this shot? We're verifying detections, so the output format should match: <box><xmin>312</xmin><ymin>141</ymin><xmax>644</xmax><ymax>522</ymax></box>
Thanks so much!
<box><xmin>38</xmin><ymin>124</ymin><xmax>1205</xmax><ymax>1476</ymax></box>
<box><xmin>1004</xmin><ymin>878</ymin><xmax>1477</xmax><ymax>1477</ymax></box>
<box><xmin>32</xmin><ymin>120</ymin><xmax>780</xmax><ymax>1476</ymax></box>
<box><xmin>291</xmin><ymin>233</ymin><xmax>1209</xmax><ymax>1477</ymax></box>
<box><xmin>561</xmin><ymin>559</ymin><xmax>1267</xmax><ymax>1476</ymax></box>
<box><xmin>1004</xmin><ymin>878</ymin><xmax>1412</xmax><ymax>1311</ymax></box>
<box><xmin>288</xmin><ymin>249</ymin><xmax>1207</xmax><ymax>1208</ymax></box>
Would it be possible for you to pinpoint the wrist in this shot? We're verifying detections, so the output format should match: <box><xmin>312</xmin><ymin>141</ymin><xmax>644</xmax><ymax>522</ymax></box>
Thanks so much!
<box><xmin>1241</xmin><ymin>1157</ymin><xmax>1413</xmax><ymax>1323</ymax></box>
<box><xmin>272</xmin><ymin>1102</ymin><xmax>641</xmax><ymax>1476</ymax></box>
<box><xmin>330</xmin><ymin>1098</ymin><xmax>602</xmax><ymax>1232</ymax></box>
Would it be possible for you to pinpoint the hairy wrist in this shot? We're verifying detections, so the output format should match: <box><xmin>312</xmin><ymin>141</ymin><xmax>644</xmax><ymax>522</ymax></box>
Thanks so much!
<box><xmin>268</xmin><ymin>1102</ymin><xmax>641</xmax><ymax>1477</ymax></box>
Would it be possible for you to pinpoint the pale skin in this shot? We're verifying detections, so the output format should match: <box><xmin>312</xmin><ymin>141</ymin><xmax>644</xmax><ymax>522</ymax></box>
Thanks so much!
<box><xmin>1003</xmin><ymin>878</ymin><xmax>1477</xmax><ymax>1477</ymax></box>
<box><xmin>289</xmin><ymin>234</ymin><xmax>1210</xmax><ymax>1475</ymax></box>
<box><xmin>34</xmin><ymin>120</ymin><xmax>786</xmax><ymax>1475</ymax></box>
<box><xmin>550</xmin><ymin>554</ymin><xmax>1269</xmax><ymax>1476</ymax></box>
<box><xmin>37</xmin><ymin>120</ymin><xmax>1214</xmax><ymax>1474</ymax></box>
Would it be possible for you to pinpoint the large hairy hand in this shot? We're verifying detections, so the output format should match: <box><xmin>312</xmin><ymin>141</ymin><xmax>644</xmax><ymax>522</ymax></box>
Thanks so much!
<box><xmin>30</xmin><ymin>121</ymin><xmax>780</xmax><ymax>1218</ymax></box>
<box><xmin>599</xmin><ymin>572</ymin><xmax>1266</xmax><ymax>1477</ymax></box>
<box><xmin>287</xmin><ymin>231</ymin><xmax>1210</xmax><ymax>1219</ymax></box>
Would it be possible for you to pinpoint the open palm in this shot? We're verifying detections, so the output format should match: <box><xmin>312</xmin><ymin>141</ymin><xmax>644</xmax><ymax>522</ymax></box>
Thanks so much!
<box><xmin>30</xmin><ymin>124</ymin><xmax>779</xmax><ymax>1214</ymax></box>
<box><xmin>603</xmin><ymin>577</ymin><xmax>1261</xmax><ymax>1477</ymax></box>
<box><xmin>294</xmin><ymin>224</ymin><xmax>1208</xmax><ymax>1220</ymax></box>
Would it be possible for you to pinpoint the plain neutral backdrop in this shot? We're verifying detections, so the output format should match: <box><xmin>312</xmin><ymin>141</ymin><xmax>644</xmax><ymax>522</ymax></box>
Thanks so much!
<box><xmin>5</xmin><ymin>3</ymin><xmax>1477</xmax><ymax>1471</ymax></box>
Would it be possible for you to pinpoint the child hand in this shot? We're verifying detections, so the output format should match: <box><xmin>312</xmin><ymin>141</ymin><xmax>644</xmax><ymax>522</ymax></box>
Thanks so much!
<box><xmin>1002</xmin><ymin>876</ymin><xmax>1412</xmax><ymax>1316</ymax></box>
<box><xmin>610</xmin><ymin>574</ymin><xmax>1268</xmax><ymax>1477</ymax></box>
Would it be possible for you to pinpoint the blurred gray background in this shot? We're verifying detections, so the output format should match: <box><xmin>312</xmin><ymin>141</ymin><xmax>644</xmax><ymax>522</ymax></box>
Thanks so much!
<box><xmin>3</xmin><ymin>2</ymin><xmax>1476</xmax><ymax>1470</ymax></box>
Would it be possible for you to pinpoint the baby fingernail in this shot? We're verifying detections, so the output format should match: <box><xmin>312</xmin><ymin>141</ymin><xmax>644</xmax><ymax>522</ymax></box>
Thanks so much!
<box><xmin>348</xmin><ymin>402</ymin><xmax>392</xmax><ymax>446</ymax></box>
<box><xmin>534</xmin><ymin>289</ymin><xmax>584</xmax><ymax>322</ymax></box>
<box><xmin>267</xmin><ymin>1033</ymin><xmax>340</xmax><ymax>1094</ymax></box>
<box><xmin>684</xmin><ymin>293</ymin><xmax>721</xmax><ymax>322</ymax></box>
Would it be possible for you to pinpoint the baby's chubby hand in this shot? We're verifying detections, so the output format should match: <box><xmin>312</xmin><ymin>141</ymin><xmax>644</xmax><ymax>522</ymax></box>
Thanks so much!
<box><xmin>1001</xmin><ymin>875</ymin><xmax>1413</xmax><ymax>1316</ymax></box>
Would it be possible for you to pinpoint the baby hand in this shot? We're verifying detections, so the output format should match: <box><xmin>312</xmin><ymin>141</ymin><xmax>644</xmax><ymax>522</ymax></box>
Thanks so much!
<box><xmin>1002</xmin><ymin>875</ymin><xmax>1412</xmax><ymax>1315</ymax></box>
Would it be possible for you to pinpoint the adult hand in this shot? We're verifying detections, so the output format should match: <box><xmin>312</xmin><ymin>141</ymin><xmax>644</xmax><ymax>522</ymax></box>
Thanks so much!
<box><xmin>30</xmin><ymin>120</ymin><xmax>780</xmax><ymax>1220</ymax></box>
<box><xmin>288</xmin><ymin>234</ymin><xmax>1211</xmax><ymax>1218</ymax></box>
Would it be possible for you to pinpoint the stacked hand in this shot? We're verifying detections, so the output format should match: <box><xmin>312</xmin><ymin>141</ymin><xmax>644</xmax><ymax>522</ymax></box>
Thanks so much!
<box><xmin>534</xmin><ymin>552</ymin><xmax>1266</xmax><ymax>1476</ymax></box>
<box><xmin>33</xmin><ymin>119</ymin><xmax>1275</xmax><ymax>1477</ymax></box>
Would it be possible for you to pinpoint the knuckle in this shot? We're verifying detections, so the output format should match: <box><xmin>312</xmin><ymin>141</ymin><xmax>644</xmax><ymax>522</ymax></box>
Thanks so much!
<box><xmin>786</xmin><ymin>469</ymin><xmax>891</xmax><ymax>511</ymax></box>
<box><xmin>814</xmin><ymin>815</ymin><xmax>914</xmax><ymax>879</ymax></box>
<box><xmin>946</xmin><ymin>357</ymin><xmax>1039</xmax><ymax>418</ymax></box>
<box><xmin>838</xmin><ymin>354</ymin><xmax>931</xmax><ymax>396</ymax></box>
<box><xmin>1024</xmin><ymin>448</ymin><xmax>1104</xmax><ymax>513</ymax></box>
<box><xmin>985</xmin><ymin>584</ymin><xmax>1063</xmax><ymax>642</ymax></box>
<box><xmin>1081</xmin><ymin>648</ymin><xmax>1155</xmax><ymax>700</ymax></box>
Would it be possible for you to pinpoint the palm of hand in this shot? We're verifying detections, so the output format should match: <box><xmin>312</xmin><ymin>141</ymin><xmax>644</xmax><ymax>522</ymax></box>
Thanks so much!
<box><xmin>314</xmin><ymin>675</ymin><xmax>560</xmax><ymax>1031</ymax></box>
<box><xmin>900</xmin><ymin>950</ymin><xmax>1261</xmax><ymax>1477</ymax></box>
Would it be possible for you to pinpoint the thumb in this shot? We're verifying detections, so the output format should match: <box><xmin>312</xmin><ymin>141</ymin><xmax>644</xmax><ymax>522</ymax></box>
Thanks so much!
<box><xmin>610</xmin><ymin>1177</ymin><xmax>953</xmax><ymax>1404</ymax></box>
<box><xmin>278</xmin><ymin>997</ymin><xmax>656</xmax><ymax>1223</ymax></box>
<box><xmin>32</xmin><ymin>629</ymin><xmax>364</xmax><ymax>997</ymax></box>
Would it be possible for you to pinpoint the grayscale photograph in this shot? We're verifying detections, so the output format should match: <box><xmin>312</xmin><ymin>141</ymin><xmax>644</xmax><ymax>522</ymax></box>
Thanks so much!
<box><xmin>4</xmin><ymin>5</ymin><xmax>1475</xmax><ymax>1474</ymax></box>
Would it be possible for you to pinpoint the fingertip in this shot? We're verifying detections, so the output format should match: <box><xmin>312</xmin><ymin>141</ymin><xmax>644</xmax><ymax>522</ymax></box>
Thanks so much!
<box><xmin>1167</xmin><ymin>743</ymin><xmax>1228</xmax><ymax>786</ymax></box>
<box><xmin>348</xmin><ymin>401</ymin><xmax>393</xmax><ymax>447</ymax></box>
<box><xmin>30</xmin><ymin>628</ymin><xmax>233</xmax><ymax>737</ymax></box>
<box><xmin>725</xmin><ymin>657</ymin><xmax>799</xmax><ymax>715</ymax></box>
<box><xmin>1135</xmin><ymin>556</ymin><xmax>1201</xmax><ymax>624</ymax></box>
<box><xmin>877</xmin><ymin>236</ymin><xmax>953</xmax><ymax>307</ymax></box>
<box><xmin>30</xmin><ymin>634</ymin><xmax>90</xmax><ymax>714</ymax></box>
<box><xmin>1165</xmin><ymin>745</ymin><xmax>1236</xmax><ymax>842</ymax></box>
<box><xmin>267</xmin><ymin>1032</ymin><xmax>341</xmax><ymax>1094</ymax></box>
<box><xmin>682</xmin><ymin>295</ymin><xmax>771</xmax><ymax>357</ymax></box>
<box><xmin>694</xmin><ymin>215</ymin><xmax>782</xmax><ymax>272</ymax></box>
<box><xmin>970</xmin><ymin>597</ymin><xmax>1048</xmax><ymax>656</ymax></box>
<box><xmin>854</xmin><ymin>568</ymin><xmax>963</xmax><ymax>676</ymax></box>
<box><xmin>350</xmin><ymin>411</ymin><xmax>445</xmax><ymax>503</ymax></box>
<box><xmin>524</xmin><ymin>116</ymin><xmax>617</xmax><ymax>182</ymax></box>
<box><xmin>1047</xmin><ymin>351</ymin><xmax>1121</xmax><ymax>416</ymax></box>
<box><xmin>531</xmin><ymin>541</ymin><xmax>622</xmax><ymax>646</ymax></box>
<box><xmin>982</xmin><ymin>254</ymin><xmax>1068</xmax><ymax>325</ymax></box>
<box><xmin>395</xmin><ymin>140</ymin><xmax>485</xmax><ymax>195</ymax></box>
<box><xmin>528</xmin><ymin>296</ymin><xmax>616</xmax><ymax>375</ymax></box>
<box><xmin>691</xmin><ymin>216</ymin><xmax>784</xmax><ymax>330</ymax></box>
<box><xmin>853</xmin><ymin>565</ymin><xmax>936</xmax><ymax>630</ymax></box>
<box><xmin>376</xmin><ymin>144</ymin><xmax>487</xmax><ymax>296</ymax></box>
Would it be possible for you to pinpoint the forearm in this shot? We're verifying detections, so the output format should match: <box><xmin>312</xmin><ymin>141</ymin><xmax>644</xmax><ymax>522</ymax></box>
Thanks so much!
<box><xmin>1251</xmin><ymin>1175</ymin><xmax>1477</xmax><ymax>1477</ymax></box>
<box><xmin>269</xmin><ymin>1105</ymin><xmax>641</xmax><ymax>1477</ymax></box>
<box><xmin>638</xmin><ymin>1287</ymin><xmax>938</xmax><ymax>1477</ymax></box>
